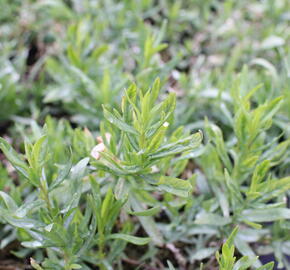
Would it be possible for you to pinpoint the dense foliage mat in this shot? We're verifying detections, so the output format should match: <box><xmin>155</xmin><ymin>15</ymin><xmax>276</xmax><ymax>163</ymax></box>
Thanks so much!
<box><xmin>0</xmin><ymin>1</ymin><xmax>289</xmax><ymax>269</ymax></box>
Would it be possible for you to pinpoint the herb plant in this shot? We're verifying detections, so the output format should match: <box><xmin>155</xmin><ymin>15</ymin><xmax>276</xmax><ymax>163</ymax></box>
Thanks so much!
<box><xmin>0</xmin><ymin>0</ymin><xmax>290</xmax><ymax>269</ymax></box>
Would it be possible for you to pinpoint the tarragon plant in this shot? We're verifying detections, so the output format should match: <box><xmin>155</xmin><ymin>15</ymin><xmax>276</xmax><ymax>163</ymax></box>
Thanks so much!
<box><xmin>0</xmin><ymin>79</ymin><xmax>202</xmax><ymax>269</ymax></box>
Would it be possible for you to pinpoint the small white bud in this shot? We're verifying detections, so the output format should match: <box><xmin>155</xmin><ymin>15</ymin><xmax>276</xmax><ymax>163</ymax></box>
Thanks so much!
<box><xmin>91</xmin><ymin>143</ymin><xmax>106</xmax><ymax>160</ymax></box>
<box><xmin>163</xmin><ymin>122</ymin><xmax>169</xmax><ymax>127</ymax></box>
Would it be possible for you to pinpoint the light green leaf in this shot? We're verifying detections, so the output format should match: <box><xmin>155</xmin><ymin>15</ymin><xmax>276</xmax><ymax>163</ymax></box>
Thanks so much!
<box><xmin>234</xmin><ymin>235</ymin><xmax>260</xmax><ymax>267</ymax></box>
<box><xmin>22</xmin><ymin>241</ymin><xmax>43</xmax><ymax>248</ymax></box>
<box><xmin>261</xmin><ymin>35</ymin><xmax>285</xmax><ymax>50</ymax></box>
<box><xmin>191</xmin><ymin>247</ymin><xmax>217</xmax><ymax>261</ymax></box>
<box><xmin>128</xmin><ymin>206</ymin><xmax>160</xmax><ymax>216</ymax></box>
<box><xmin>70</xmin><ymin>264</ymin><xmax>82</xmax><ymax>269</ymax></box>
<box><xmin>15</xmin><ymin>200</ymin><xmax>44</xmax><ymax>218</ymax></box>
<box><xmin>70</xmin><ymin>157</ymin><xmax>89</xmax><ymax>180</ymax></box>
<box><xmin>49</xmin><ymin>157</ymin><xmax>73</xmax><ymax>190</ymax></box>
<box><xmin>195</xmin><ymin>212</ymin><xmax>231</xmax><ymax>226</ymax></box>
<box><xmin>256</xmin><ymin>262</ymin><xmax>274</xmax><ymax>270</ymax></box>
<box><xmin>31</xmin><ymin>258</ymin><xmax>44</xmax><ymax>270</ymax></box>
<box><xmin>233</xmin><ymin>256</ymin><xmax>257</xmax><ymax>270</ymax></box>
<box><xmin>4</xmin><ymin>216</ymin><xmax>44</xmax><ymax>229</ymax></box>
<box><xmin>0</xmin><ymin>138</ymin><xmax>28</xmax><ymax>178</ymax></box>
<box><xmin>103</xmin><ymin>105</ymin><xmax>138</xmax><ymax>135</ymax></box>
<box><xmin>31</xmin><ymin>135</ymin><xmax>47</xmax><ymax>169</ymax></box>
<box><xmin>242</xmin><ymin>208</ymin><xmax>290</xmax><ymax>222</ymax></box>
<box><xmin>130</xmin><ymin>196</ymin><xmax>164</xmax><ymax>246</ymax></box>
<box><xmin>157</xmin><ymin>176</ymin><xmax>192</xmax><ymax>197</ymax></box>
<box><xmin>0</xmin><ymin>191</ymin><xmax>18</xmax><ymax>212</ymax></box>
<box><xmin>109</xmin><ymin>234</ymin><xmax>150</xmax><ymax>245</ymax></box>
<box><xmin>167</xmin><ymin>261</ymin><xmax>176</xmax><ymax>270</ymax></box>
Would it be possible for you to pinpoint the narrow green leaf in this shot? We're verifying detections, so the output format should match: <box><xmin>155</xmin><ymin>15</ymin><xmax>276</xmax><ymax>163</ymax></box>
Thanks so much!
<box><xmin>31</xmin><ymin>258</ymin><xmax>44</xmax><ymax>270</ymax></box>
<box><xmin>109</xmin><ymin>233</ymin><xmax>150</xmax><ymax>245</ymax></box>
<box><xmin>195</xmin><ymin>212</ymin><xmax>231</xmax><ymax>226</ymax></box>
<box><xmin>150</xmin><ymin>77</ymin><xmax>161</xmax><ymax>106</ymax></box>
<box><xmin>130</xmin><ymin>196</ymin><xmax>164</xmax><ymax>246</ymax></box>
<box><xmin>0</xmin><ymin>138</ymin><xmax>28</xmax><ymax>178</ymax></box>
<box><xmin>128</xmin><ymin>206</ymin><xmax>160</xmax><ymax>216</ymax></box>
<box><xmin>15</xmin><ymin>200</ymin><xmax>44</xmax><ymax>218</ymax></box>
<box><xmin>233</xmin><ymin>256</ymin><xmax>257</xmax><ymax>270</ymax></box>
<box><xmin>103</xmin><ymin>105</ymin><xmax>138</xmax><ymax>135</ymax></box>
<box><xmin>157</xmin><ymin>176</ymin><xmax>192</xmax><ymax>197</ymax></box>
<box><xmin>242</xmin><ymin>208</ymin><xmax>290</xmax><ymax>222</ymax></box>
<box><xmin>234</xmin><ymin>236</ymin><xmax>260</xmax><ymax>267</ymax></box>
<box><xmin>227</xmin><ymin>226</ymin><xmax>239</xmax><ymax>248</ymax></box>
<box><xmin>256</xmin><ymin>262</ymin><xmax>274</xmax><ymax>270</ymax></box>
<box><xmin>101</xmin><ymin>187</ymin><xmax>114</xmax><ymax>219</ymax></box>
<box><xmin>167</xmin><ymin>261</ymin><xmax>176</xmax><ymax>270</ymax></box>
<box><xmin>31</xmin><ymin>135</ymin><xmax>47</xmax><ymax>169</ymax></box>
<box><xmin>49</xmin><ymin>156</ymin><xmax>73</xmax><ymax>190</ymax></box>
<box><xmin>191</xmin><ymin>247</ymin><xmax>217</xmax><ymax>261</ymax></box>
<box><xmin>0</xmin><ymin>191</ymin><xmax>18</xmax><ymax>212</ymax></box>
<box><xmin>70</xmin><ymin>264</ymin><xmax>82</xmax><ymax>269</ymax></box>
<box><xmin>70</xmin><ymin>157</ymin><xmax>89</xmax><ymax>180</ymax></box>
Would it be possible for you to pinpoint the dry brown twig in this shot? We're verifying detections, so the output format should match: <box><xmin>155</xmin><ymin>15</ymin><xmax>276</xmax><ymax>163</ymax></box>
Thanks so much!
<box><xmin>165</xmin><ymin>243</ymin><xmax>187</xmax><ymax>270</ymax></box>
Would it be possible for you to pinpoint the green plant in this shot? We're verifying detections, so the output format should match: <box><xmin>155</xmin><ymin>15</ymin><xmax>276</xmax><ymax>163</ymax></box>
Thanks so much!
<box><xmin>216</xmin><ymin>227</ymin><xmax>274</xmax><ymax>270</ymax></box>
<box><xmin>193</xmin><ymin>87</ymin><xmax>290</xmax><ymax>266</ymax></box>
<box><xmin>91</xmin><ymin>79</ymin><xmax>202</xmax><ymax>244</ymax></box>
<box><xmin>1</xmin><ymin>0</ymin><xmax>290</xmax><ymax>269</ymax></box>
<box><xmin>165</xmin><ymin>227</ymin><xmax>275</xmax><ymax>270</ymax></box>
<box><xmin>0</xmin><ymin>79</ymin><xmax>202</xmax><ymax>269</ymax></box>
<box><xmin>43</xmin><ymin>17</ymin><xmax>171</xmax><ymax>127</ymax></box>
<box><xmin>0</xmin><ymin>137</ymin><xmax>150</xmax><ymax>269</ymax></box>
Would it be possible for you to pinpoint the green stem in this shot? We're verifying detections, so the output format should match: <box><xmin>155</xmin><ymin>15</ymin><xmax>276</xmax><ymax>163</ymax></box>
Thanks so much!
<box><xmin>63</xmin><ymin>252</ymin><xmax>71</xmax><ymax>270</ymax></box>
<box><xmin>39</xmin><ymin>184</ymin><xmax>52</xmax><ymax>212</ymax></box>
<box><xmin>98</xmin><ymin>232</ymin><xmax>106</xmax><ymax>269</ymax></box>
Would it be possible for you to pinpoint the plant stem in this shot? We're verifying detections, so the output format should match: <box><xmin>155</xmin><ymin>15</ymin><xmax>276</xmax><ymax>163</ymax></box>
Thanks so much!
<box><xmin>98</xmin><ymin>232</ymin><xmax>106</xmax><ymax>270</ymax></box>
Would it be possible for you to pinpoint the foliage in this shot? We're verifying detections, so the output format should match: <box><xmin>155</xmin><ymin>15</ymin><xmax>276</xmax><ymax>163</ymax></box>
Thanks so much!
<box><xmin>0</xmin><ymin>0</ymin><xmax>290</xmax><ymax>269</ymax></box>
